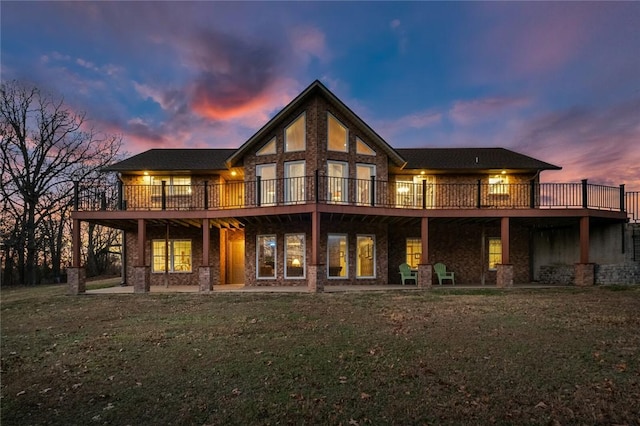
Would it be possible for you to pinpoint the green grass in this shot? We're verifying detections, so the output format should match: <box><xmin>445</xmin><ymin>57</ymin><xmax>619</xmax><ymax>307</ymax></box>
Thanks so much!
<box><xmin>2</xmin><ymin>285</ymin><xmax>639</xmax><ymax>425</ymax></box>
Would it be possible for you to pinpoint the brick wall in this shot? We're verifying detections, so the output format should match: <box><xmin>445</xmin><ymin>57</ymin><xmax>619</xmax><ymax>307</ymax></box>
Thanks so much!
<box><xmin>388</xmin><ymin>220</ymin><xmax>531</xmax><ymax>285</ymax></box>
<box><xmin>126</xmin><ymin>224</ymin><xmax>220</xmax><ymax>286</ymax></box>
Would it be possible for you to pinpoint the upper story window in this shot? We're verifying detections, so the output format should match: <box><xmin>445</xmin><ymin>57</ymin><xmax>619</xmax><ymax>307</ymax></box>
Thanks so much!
<box><xmin>151</xmin><ymin>176</ymin><xmax>192</xmax><ymax>196</ymax></box>
<box><xmin>489</xmin><ymin>174</ymin><xmax>509</xmax><ymax>195</ymax></box>
<box><xmin>328</xmin><ymin>113</ymin><xmax>348</xmax><ymax>152</ymax></box>
<box><xmin>257</xmin><ymin>138</ymin><xmax>276</xmax><ymax>156</ymax></box>
<box><xmin>256</xmin><ymin>164</ymin><xmax>277</xmax><ymax>206</ymax></box>
<box><xmin>285</xmin><ymin>113</ymin><xmax>306</xmax><ymax>152</ymax></box>
<box><xmin>356</xmin><ymin>137</ymin><xmax>375</xmax><ymax>156</ymax></box>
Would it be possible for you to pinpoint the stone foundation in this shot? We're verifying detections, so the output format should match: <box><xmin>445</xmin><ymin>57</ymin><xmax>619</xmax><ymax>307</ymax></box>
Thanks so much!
<box><xmin>199</xmin><ymin>266</ymin><xmax>215</xmax><ymax>293</ymax></box>
<box><xmin>496</xmin><ymin>264</ymin><xmax>514</xmax><ymax>288</ymax></box>
<box><xmin>307</xmin><ymin>265</ymin><xmax>325</xmax><ymax>293</ymax></box>
<box><xmin>574</xmin><ymin>263</ymin><xmax>595</xmax><ymax>286</ymax></box>
<box><xmin>417</xmin><ymin>264</ymin><xmax>433</xmax><ymax>289</ymax></box>
<box><xmin>133</xmin><ymin>266</ymin><xmax>150</xmax><ymax>293</ymax></box>
<box><xmin>67</xmin><ymin>267</ymin><xmax>86</xmax><ymax>295</ymax></box>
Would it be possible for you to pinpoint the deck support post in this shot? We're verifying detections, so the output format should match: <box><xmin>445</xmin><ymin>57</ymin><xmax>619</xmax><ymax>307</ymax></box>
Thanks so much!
<box><xmin>134</xmin><ymin>219</ymin><xmax>150</xmax><ymax>293</ymax></box>
<box><xmin>68</xmin><ymin>218</ymin><xmax>86</xmax><ymax>295</ymax></box>
<box><xmin>496</xmin><ymin>264</ymin><xmax>514</xmax><ymax>288</ymax></box>
<box><xmin>574</xmin><ymin>263</ymin><xmax>595</xmax><ymax>286</ymax></box>
<box><xmin>308</xmin><ymin>209</ymin><xmax>324</xmax><ymax>293</ymax></box>
<box><xmin>418</xmin><ymin>217</ymin><xmax>432</xmax><ymax>288</ymax></box>
<box><xmin>497</xmin><ymin>217</ymin><xmax>513</xmax><ymax>287</ymax></box>
<box><xmin>199</xmin><ymin>219</ymin><xmax>214</xmax><ymax>292</ymax></box>
<box><xmin>574</xmin><ymin>216</ymin><xmax>594</xmax><ymax>286</ymax></box>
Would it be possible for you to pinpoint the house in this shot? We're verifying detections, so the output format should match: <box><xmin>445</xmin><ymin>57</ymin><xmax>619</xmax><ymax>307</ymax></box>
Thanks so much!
<box><xmin>68</xmin><ymin>80</ymin><xmax>636</xmax><ymax>293</ymax></box>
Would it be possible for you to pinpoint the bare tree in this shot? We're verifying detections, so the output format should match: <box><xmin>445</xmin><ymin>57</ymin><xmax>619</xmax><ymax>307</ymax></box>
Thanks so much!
<box><xmin>0</xmin><ymin>81</ymin><xmax>122</xmax><ymax>285</ymax></box>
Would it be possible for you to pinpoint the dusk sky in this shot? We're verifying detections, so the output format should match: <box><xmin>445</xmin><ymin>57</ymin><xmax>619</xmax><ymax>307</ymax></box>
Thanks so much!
<box><xmin>2</xmin><ymin>2</ymin><xmax>639</xmax><ymax>189</ymax></box>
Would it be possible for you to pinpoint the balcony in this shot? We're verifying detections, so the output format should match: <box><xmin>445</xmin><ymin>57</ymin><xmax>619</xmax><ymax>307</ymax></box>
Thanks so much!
<box><xmin>74</xmin><ymin>176</ymin><xmax>637</xmax><ymax>221</ymax></box>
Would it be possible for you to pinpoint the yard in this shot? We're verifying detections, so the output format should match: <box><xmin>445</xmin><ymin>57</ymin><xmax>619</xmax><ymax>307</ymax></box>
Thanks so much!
<box><xmin>1</xmin><ymin>284</ymin><xmax>639</xmax><ymax>425</ymax></box>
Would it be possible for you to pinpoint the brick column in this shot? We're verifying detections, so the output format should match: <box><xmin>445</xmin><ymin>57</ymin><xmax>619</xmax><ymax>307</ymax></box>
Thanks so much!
<box><xmin>133</xmin><ymin>266</ymin><xmax>150</xmax><ymax>293</ymax></box>
<box><xmin>307</xmin><ymin>264</ymin><xmax>325</xmax><ymax>293</ymax></box>
<box><xmin>417</xmin><ymin>264</ymin><xmax>433</xmax><ymax>288</ymax></box>
<box><xmin>496</xmin><ymin>264</ymin><xmax>514</xmax><ymax>288</ymax></box>
<box><xmin>67</xmin><ymin>267</ymin><xmax>86</xmax><ymax>295</ymax></box>
<box><xmin>199</xmin><ymin>266</ymin><xmax>215</xmax><ymax>293</ymax></box>
<box><xmin>574</xmin><ymin>263</ymin><xmax>595</xmax><ymax>286</ymax></box>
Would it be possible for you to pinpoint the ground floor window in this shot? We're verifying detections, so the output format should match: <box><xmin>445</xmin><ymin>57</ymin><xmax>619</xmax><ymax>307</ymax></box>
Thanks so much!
<box><xmin>152</xmin><ymin>239</ymin><xmax>192</xmax><ymax>273</ymax></box>
<box><xmin>406</xmin><ymin>238</ymin><xmax>421</xmax><ymax>268</ymax></box>
<box><xmin>257</xmin><ymin>235</ymin><xmax>276</xmax><ymax>278</ymax></box>
<box><xmin>328</xmin><ymin>234</ymin><xmax>347</xmax><ymax>278</ymax></box>
<box><xmin>488</xmin><ymin>238</ymin><xmax>502</xmax><ymax>270</ymax></box>
<box><xmin>357</xmin><ymin>235</ymin><xmax>375</xmax><ymax>278</ymax></box>
<box><xmin>285</xmin><ymin>234</ymin><xmax>305</xmax><ymax>278</ymax></box>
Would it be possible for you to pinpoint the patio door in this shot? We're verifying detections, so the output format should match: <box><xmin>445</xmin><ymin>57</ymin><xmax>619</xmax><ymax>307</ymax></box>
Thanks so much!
<box><xmin>228</xmin><ymin>239</ymin><xmax>245</xmax><ymax>284</ymax></box>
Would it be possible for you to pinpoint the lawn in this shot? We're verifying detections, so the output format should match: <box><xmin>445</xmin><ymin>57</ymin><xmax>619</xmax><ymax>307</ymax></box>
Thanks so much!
<box><xmin>1</xmin><ymin>284</ymin><xmax>639</xmax><ymax>425</ymax></box>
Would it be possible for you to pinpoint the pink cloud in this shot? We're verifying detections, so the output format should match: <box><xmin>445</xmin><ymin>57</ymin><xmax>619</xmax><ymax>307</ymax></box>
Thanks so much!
<box><xmin>470</xmin><ymin>3</ymin><xmax>600</xmax><ymax>79</ymax></box>
<box><xmin>449</xmin><ymin>96</ymin><xmax>531</xmax><ymax>126</ymax></box>
<box><xmin>289</xmin><ymin>26</ymin><xmax>330</xmax><ymax>63</ymax></box>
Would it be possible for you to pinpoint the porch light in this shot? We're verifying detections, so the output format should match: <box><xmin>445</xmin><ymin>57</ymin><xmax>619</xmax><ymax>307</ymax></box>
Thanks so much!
<box><xmin>501</xmin><ymin>170</ymin><xmax>506</xmax><ymax>174</ymax></box>
<box><xmin>420</xmin><ymin>171</ymin><xmax>425</xmax><ymax>175</ymax></box>
<box><xmin>143</xmin><ymin>171</ymin><xmax>149</xmax><ymax>176</ymax></box>
<box><xmin>231</xmin><ymin>170</ymin><xmax>237</xmax><ymax>176</ymax></box>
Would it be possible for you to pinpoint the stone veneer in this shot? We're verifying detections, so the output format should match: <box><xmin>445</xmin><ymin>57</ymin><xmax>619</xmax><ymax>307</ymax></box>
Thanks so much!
<box><xmin>496</xmin><ymin>264</ymin><xmax>514</xmax><ymax>288</ymax></box>
<box><xmin>417</xmin><ymin>264</ymin><xmax>432</xmax><ymax>288</ymax></box>
<box><xmin>67</xmin><ymin>267</ymin><xmax>86</xmax><ymax>295</ymax></box>
<box><xmin>574</xmin><ymin>263</ymin><xmax>595</xmax><ymax>286</ymax></box>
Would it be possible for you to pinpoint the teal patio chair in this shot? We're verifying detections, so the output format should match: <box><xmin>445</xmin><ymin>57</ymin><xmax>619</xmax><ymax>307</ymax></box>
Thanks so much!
<box><xmin>399</xmin><ymin>263</ymin><xmax>418</xmax><ymax>285</ymax></box>
<box><xmin>434</xmin><ymin>263</ymin><xmax>455</xmax><ymax>285</ymax></box>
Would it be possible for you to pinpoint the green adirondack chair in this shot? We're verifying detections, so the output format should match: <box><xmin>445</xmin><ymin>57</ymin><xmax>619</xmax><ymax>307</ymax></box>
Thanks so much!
<box><xmin>434</xmin><ymin>263</ymin><xmax>455</xmax><ymax>285</ymax></box>
<box><xmin>398</xmin><ymin>263</ymin><xmax>418</xmax><ymax>285</ymax></box>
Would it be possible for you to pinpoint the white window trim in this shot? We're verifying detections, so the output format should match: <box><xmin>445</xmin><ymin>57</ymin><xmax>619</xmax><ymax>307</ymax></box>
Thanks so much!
<box><xmin>488</xmin><ymin>237</ymin><xmax>502</xmax><ymax>271</ymax></box>
<box><xmin>327</xmin><ymin>112</ymin><xmax>348</xmax><ymax>153</ymax></box>
<box><xmin>284</xmin><ymin>160</ymin><xmax>306</xmax><ymax>205</ymax></box>
<box><xmin>256</xmin><ymin>163</ymin><xmax>277</xmax><ymax>206</ymax></box>
<box><xmin>327</xmin><ymin>160</ymin><xmax>349</xmax><ymax>204</ymax></box>
<box><xmin>356</xmin><ymin>163</ymin><xmax>376</xmax><ymax>206</ymax></box>
<box><xmin>356</xmin><ymin>137</ymin><xmax>376</xmax><ymax>156</ymax></box>
<box><xmin>151</xmin><ymin>239</ymin><xmax>192</xmax><ymax>274</ymax></box>
<box><xmin>284</xmin><ymin>113</ymin><xmax>306</xmax><ymax>153</ymax></box>
<box><xmin>284</xmin><ymin>233</ymin><xmax>306</xmax><ymax>279</ymax></box>
<box><xmin>356</xmin><ymin>234</ymin><xmax>376</xmax><ymax>279</ymax></box>
<box><xmin>256</xmin><ymin>234</ymin><xmax>277</xmax><ymax>279</ymax></box>
<box><xmin>327</xmin><ymin>233</ymin><xmax>348</xmax><ymax>279</ymax></box>
<box><xmin>257</xmin><ymin>137</ymin><xmax>277</xmax><ymax>156</ymax></box>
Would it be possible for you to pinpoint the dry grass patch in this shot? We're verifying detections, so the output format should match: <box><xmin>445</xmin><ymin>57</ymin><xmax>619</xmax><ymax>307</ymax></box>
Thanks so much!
<box><xmin>1</xmin><ymin>285</ymin><xmax>639</xmax><ymax>425</ymax></box>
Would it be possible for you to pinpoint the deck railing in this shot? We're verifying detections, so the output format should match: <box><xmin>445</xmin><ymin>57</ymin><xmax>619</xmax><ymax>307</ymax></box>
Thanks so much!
<box><xmin>75</xmin><ymin>176</ymin><xmax>635</xmax><ymax>218</ymax></box>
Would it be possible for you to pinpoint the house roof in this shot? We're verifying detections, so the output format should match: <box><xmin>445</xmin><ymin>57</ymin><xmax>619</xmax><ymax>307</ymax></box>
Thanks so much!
<box><xmin>103</xmin><ymin>149</ymin><xmax>236</xmax><ymax>172</ymax></box>
<box><xmin>225</xmin><ymin>80</ymin><xmax>407</xmax><ymax>168</ymax></box>
<box><xmin>395</xmin><ymin>148</ymin><xmax>561</xmax><ymax>172</ymax></box>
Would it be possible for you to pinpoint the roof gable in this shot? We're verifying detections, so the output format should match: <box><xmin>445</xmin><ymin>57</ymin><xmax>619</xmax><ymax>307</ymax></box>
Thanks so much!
<box><xmin>226</xmin><ymin>80</ymin><xmax>406</xmax><ymax>168</ymax></box>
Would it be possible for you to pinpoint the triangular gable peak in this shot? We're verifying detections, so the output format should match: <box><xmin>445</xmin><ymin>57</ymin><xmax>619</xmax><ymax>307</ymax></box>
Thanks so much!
<box><xmin>226</xmin><ymin>80</ymin><xmax>406</xmax><ymax>168</ymax></box>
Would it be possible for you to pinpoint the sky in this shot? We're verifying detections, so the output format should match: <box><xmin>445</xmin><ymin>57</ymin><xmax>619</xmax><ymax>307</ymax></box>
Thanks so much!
<box><xmin>2</xmin><ymin>1</ymin><xmax>639</xmax><ymax>189</ymax></box>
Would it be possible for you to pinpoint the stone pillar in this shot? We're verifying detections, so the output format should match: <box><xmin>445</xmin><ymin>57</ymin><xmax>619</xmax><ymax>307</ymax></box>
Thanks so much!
<box><xmin>199</xmin><ymin>266</ymin><xmax>215</xmax><ymax>293</ymax></box>
<box><xmin>417</xmin><ymin>264</ymin><xmax>432</xmax><ymax>289</ymax></box>
<box><xmin>574</xmin><ymin>263</ymin><xmax>595</xmax><ymax>286</ymax></box>
<box><xmin>133</xmin><ymin>266</ymin><xmax>150</xmax><ymax>293</ymax></box>
<box><xmin>307</xmin><ymin>264</ymin><xmax>325</xmax><ymax>293</ymax></box>
<box><xmin>496</xmin><ymin>264</ymin><xmax>514</xmax><ymax>288</ymax></box>
<box><xmin>67</xmin><ymin>267</ymin><xmax>86</xmax><ymax>295</ymax></box>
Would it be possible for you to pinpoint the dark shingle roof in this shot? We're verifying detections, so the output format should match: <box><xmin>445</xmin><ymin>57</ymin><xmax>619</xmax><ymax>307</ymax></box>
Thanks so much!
<box><xmin>103</xmin><ymin>149</ymin><xmax>236</xmax><ymax>172</ymax></box>
<box><xmin>395</xmin><ymin>148</ymin><xmax>561</xmax><ymax>171</ymax></box>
